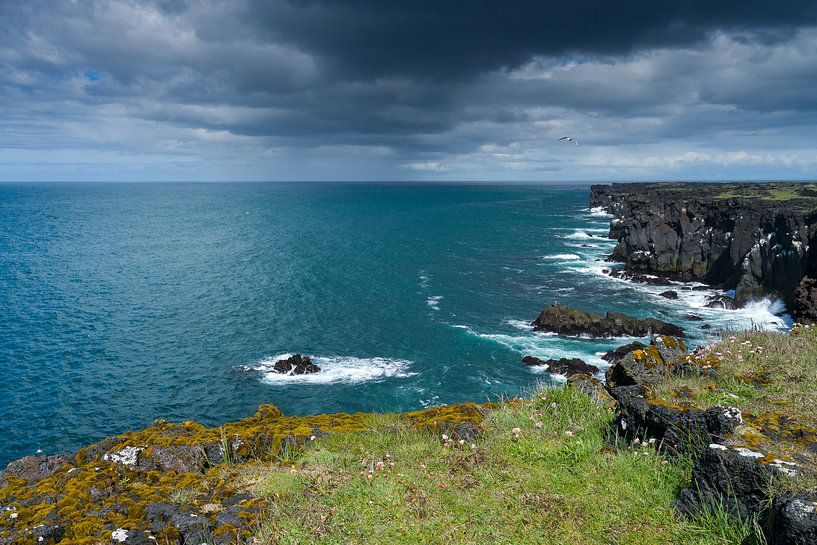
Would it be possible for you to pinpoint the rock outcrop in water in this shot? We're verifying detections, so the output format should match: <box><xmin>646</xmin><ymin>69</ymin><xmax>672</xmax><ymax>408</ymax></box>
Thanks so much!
<box><xmin>272</xmin><ymin>354</ymin><xmax>320</xmax><ymax>375</ymax></box>
<box><xmin>521</xmin><ymin>355</ymin><xmax>600</xmax><ymax>377</ymax></box>
<box><xmin>590</xmin><ymin>182</ymin><xmax>817</xmax><ymax>321</ymax></box>
<box><xmin>531</xmin><ymin>302</ymin><xmax>685</xmax><ymax>338</ymax></box>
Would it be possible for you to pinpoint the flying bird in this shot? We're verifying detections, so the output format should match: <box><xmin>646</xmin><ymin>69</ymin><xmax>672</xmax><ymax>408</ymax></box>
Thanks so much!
<box><xmin>559</xmin><ymin>136</ymin><xmax>578</xmax><ymax>146</ymax></box>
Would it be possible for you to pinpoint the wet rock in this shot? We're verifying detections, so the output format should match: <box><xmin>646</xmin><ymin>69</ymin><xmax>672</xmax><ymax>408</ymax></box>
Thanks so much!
<box><xmin>705</xmin><ymin>294</ymin><xmax>736</xmax><ymax>310</ymax></box>
<box><xmin>272</xmin><ymin>354</ymin><xmax>320</xmax><ymax>375</ymax></box>
<box><xmin>522</xmin><ymin>356</ymin><xmax>599</xmax><ymax>377</ymax></box>
<box><xmin>701</xmin><ymin>324</ymin><xmax>712</xmax><ymax>330</ymax></box>
<box><xmin>605</xmin><ymin>269</ymin><xmax>674</xmax><ymax>286</ymax></box>
<box><xmin>531</xmin><ymin>303</ymin><xmax>685</xmax><ymax>338</ymax></box>
<box><xmin>768</xmin><ymin>495</ymin><xmax>817</xmax><ymax>545</ymax></box>
<box><xmin>659</xmin><ymin>290</ymin><xmax>678</xmax><ymax>299</ymax></box>
<box><xmin>685</xmin><ymin>314</ymin><xmax>703</xmax><ymax>321</ymax></box>
<box><xmin>521</xmin><ymin>355</ymin><xmax>547</xmax><ymax>366</ymax></box>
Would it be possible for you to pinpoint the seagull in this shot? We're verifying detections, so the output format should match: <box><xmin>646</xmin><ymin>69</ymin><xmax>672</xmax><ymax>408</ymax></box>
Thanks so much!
<box><xmin>559</xmin><ymin>136</ymin><xmax>578</xmax><ymax>146</ymax></box>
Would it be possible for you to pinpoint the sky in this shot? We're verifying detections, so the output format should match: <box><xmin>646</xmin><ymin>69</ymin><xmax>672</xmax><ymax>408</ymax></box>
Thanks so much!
<box><xmin>1</xmin><ymin>1</ymin><xmax>817</xmax><ymax>182</ymax></box>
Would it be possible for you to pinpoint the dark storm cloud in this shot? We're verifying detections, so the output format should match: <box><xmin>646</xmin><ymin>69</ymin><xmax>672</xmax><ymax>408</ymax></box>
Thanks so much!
<box><xmin>240</xmin><ymin>0</ymin><xmax>817</xmax><ymax>79</ymax></box>
<box><xmin>1</xmin><ymin>0</ymin><xmax>817</xmax><ymax>180</ymax></box>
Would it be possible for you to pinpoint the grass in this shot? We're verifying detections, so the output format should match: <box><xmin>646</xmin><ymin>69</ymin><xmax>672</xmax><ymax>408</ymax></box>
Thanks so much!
<box><xmin>238</xmin><ymin>386</ymin><xmax>755</xmax><ymax>545</ymax></box>
<box><xmin>712</xmin><ymin>183</ymin><xmax>817</xmax><ymax>202</ymax></box>
<box><xmin>650</xmin><ymin>325</ymin><xmax>817</xmax><ymax>492</ymax></box>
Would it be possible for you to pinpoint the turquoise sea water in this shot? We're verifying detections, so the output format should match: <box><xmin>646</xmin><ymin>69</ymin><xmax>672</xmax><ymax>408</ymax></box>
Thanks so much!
<box><xmin>0</xmin><ymin>183</ymin><xmax>789</xmax><ymax>465</ymax></box>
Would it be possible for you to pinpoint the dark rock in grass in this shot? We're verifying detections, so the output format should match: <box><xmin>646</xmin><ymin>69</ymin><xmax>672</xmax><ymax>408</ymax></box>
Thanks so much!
<box><xmin>522</xmin><ymin>356</ymin><xmax>599</xmax><ymax>377</ymax></box>
<box><xmin>705</xmin><ymin>294</ymin><xmax>736</xmax><ymax>310</ymax></box>
<box><xmin>659</xmin><ymin>290</ymin><xmax>679</xmax><ymax>299</ymax></box>
<box><xmin>605</xmin><ymin>336</ymin><xmax>687</xmax><ymax>389</ymax></box>
<box><xmin>531</xmin><ymin>303</ymin><xmax>685</xmax><ymax>338</ymax></box>
<box><xmin>676</xmin><ymin>445</ymin><xmax>776</xmax><ymax>521</ymax></box>
<box><xmin>615</xmin><ymin>400</ymin><xmax>742</xmax><ymax>454</ymax></box>
<box><xmin>768</xmin><ymin>495</ymin><xmax>817</xmax><ymax>545</ymax></box>
<box><xmin>273</xmin><ymin>354</ymin><xmax>320</xmax><ymax>375</ymax></box>
<box><xmin>440</xmin><ymin>422</ymin><xmax>481</xmax><ymax>442</ymax></box>
<box><xmin>567</xmin><ymin>373</ymin><xmax>615</xmax><ymax>408</ymax></box>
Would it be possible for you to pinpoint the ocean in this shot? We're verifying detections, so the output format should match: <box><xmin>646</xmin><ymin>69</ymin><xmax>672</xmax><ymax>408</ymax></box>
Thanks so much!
<box><xmin>0</xmin><ymin>182</ymin><xmax>789</xmax><ymax>465</ymax></box>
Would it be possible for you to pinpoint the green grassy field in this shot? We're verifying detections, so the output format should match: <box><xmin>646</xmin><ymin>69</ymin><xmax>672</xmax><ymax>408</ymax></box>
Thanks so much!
<box><xmin>236</xmin><ymin>386</ymin><xmax>758</xmax><ymax>545</ymax></box>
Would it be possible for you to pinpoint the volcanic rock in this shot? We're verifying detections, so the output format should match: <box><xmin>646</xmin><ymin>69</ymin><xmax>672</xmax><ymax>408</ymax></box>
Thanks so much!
<box><xmin>531</xmin><ymin>303</ymin><xmax>685</xmax><ymax>338</ymax></box>
<box><xmin>522</xmin><ymin>356</ymin><xmax>599</xmax><ymax>377</ymax></box>
<box><xmin>272</xmin><ymin>354</ymin><xmax>320</xmax><ymax>375</ymax></box>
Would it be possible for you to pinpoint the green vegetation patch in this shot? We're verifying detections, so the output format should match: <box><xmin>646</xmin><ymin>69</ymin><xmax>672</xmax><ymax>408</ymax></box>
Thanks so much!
<box><xmin>649</xmin><ymin>325</ymin><xmax>817</xmax><ymax>490</ymax></box>
<box><xmin>246</xmin><ymin>386</ymin><xmax>757</xmax><ymax>545</ymax></box>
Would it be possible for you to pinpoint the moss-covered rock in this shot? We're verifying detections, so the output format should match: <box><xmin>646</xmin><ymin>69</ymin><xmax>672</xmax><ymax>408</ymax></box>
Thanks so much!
<box><xmin>0</xmin><ymin>402</ymin><xmax>494</xmax><ymax>545</ymax></box>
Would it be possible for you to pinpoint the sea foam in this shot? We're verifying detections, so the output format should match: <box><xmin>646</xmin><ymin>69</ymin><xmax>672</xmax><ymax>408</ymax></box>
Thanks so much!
<box><xmin>248</xmin><ymin>355</ymin><xmax>416</xmax><ymax>385</ymax></box>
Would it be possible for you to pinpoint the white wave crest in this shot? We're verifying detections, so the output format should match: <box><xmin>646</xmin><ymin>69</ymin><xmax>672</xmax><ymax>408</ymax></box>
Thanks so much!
<box><xmin>427</xmin><ymin>295</ymin><xmax>443</xmax><ymax>310</ymax></box>
<box><xmin>248</xmin><ymin>355</ymin><xmax>416</xmax><ymax>385</ymax></box>
<box><xmin>561</xmin><ymin>230</ymin><xmax>595</xmax><ymax>240</ymax></box>
<box><xmin>589</xmin><ymin>207</ymin><xmax>613</xmax><ymax>218</ymax></box>
<box><xmin>539</xmin><ymin>254</ymin><xmax>582</xmax><ymax>261</ymax></box>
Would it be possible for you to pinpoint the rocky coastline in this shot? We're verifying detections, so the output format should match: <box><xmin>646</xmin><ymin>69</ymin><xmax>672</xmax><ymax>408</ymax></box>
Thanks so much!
<box><xmin>590</xmin><ymin>182</ymin><xmax>817</xmax><ymax>322</ymax></box>
<box><xmin>3</xmin><ymin>183</ymin><xmax>817</xmax><ymax>544</ymax></box>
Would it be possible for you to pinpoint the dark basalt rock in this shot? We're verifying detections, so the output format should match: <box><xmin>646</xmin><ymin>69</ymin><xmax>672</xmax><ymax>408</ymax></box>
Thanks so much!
<box><xmin>768</xmin><ymin>495</ymin><xmax>817</xmax><ymax>545</ymax></box>
<box><xmin>0</xmin><ymin>454</ymin><xmax>72</xmax><ymax>487</ymax></box>
<box><xmin>659</xmin><ymin>290</ymin><xmax>678</xmax><ymax>299</ymax></box>
<box><xmin>705</xmin><ymin>294</ymin><xmax>736</xmax><ymax>310</ymax></box>
<box><xmin>521</xmin><ymin>355</ymin><xmax>547</xmax><ymax>366</ymax></box>
<box><xmin>146</xmin><ymin>502</ymin><xmax>212</xmax><ymax>543</ymax></box>
<box><xmin>149</xmin><ymin>445</ymin><xmax>207</xmax><ymax>473</ymax></box>
<box><xmin>676</xmin><ymin>445</ymin><xmax>776</xmax><ymax>521</ymax></box>
<box><xmin>605</xmin><ymin>336</ymin><xmax>688</xmax><ymax>389</ymax></box>
<box><xmin>793</xmin><ymin>276</ymin><xmax>817</xmax><ymax>324</ymax></box>
<box><xmin>590</xmin><ymin>182</ymin><xmax>817</xmax><ymax>318</ymax></box>
<box><xmin>615</xmin><ymin>401</ymin><xmax>742</xmax><ymax>455</ymax></box>
<box><xmin>531</xmin><ymin>303</ymin><xmax>685</xmax><ymax>338</ymax></box>
<box><xmin>685</xmin><ymin>314</ymin><xmax>704</xmax><ymax>321</ymax></box>
<box><xmin>272</xmin><ymin>354</ymin><xmax>320</xmax><ymax>375</ymax></box>
<box><xmin>601</xmin><ymin>341</ymin><xmax>647</xmax><ymax>365</ymax></box>
<box><xmin>605</xmin><ymin>269</ymin><xmax>674</xmax><ymax>286</ymax></box>
<box><xmin>522</xmin><ymin>356</ymin><xmax>599</xmax><ymax>377</ymax></box>
<box><xmin>567</xmin><ymin>373</ymin><xmax>615</xmax><ymax>408</ymax></box>
<box><xmin>30</xmin><ymin>524</ymin><xmax>64</xmax><ymax>545</ymax></box>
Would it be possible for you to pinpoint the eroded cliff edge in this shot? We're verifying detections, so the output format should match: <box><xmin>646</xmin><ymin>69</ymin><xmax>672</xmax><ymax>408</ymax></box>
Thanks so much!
<box><xmin>590</xmin><ymin>182</ymin><xmax>817</xmax><ymax>321</ymax></box>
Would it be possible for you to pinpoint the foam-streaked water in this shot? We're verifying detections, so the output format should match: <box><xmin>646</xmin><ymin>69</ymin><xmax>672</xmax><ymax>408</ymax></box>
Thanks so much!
<box><xmin>0</xmin><ymin>182</ymin><xmax>789</xmax><ymax>464</ymax></box>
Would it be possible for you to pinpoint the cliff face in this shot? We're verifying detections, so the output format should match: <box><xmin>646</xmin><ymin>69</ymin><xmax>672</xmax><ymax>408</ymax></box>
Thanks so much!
<box><xmin>590</xmin><ymin>182</ymin><xmax>817</xmax><ymax>321</ymax></box>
